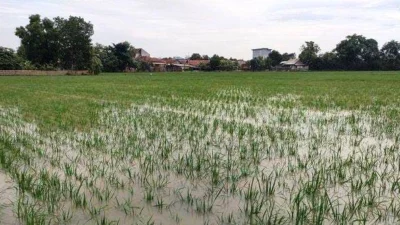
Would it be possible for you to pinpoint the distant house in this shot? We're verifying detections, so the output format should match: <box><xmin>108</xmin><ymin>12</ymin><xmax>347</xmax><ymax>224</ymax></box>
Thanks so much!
<box><xmin>167</xmin><ymin>64</ymin><xmax>196</xmax><ymax>72</ymax></box>
<box><xmin>132</xmin><ymin>48</ymin><xmax>168</xmax><ymax>72</ymax></box>
<box><xmin>237</xmin><ymin>60</ymin><xmax>246</xmax><ymax>66</ymax></box>
<box><xmin>164</xmin><ymin>58</ymin><xmax>179</xmax><ymax>65</ymax></box>
<box><xmin>252</xmin><ymin>48</ymin><xmax>272</xmax><ymax>59</ymax></box>
<box><xmin>165</xmin><ymin>60</ymin><xmax>209</xmax><ymax>71</ymax></box>
<box><xmin>187</xmin><ymin>60</ymin><xmax>210</xmax><ymax>68</ymax></box>
<box><xmin>167</xmin><ymin>64</ymin><xmax>184</xmax><ymax>72</ymax></box>
<box><xmin>134</xmin><ymin>48</ymin><xmax>150</xmax><ymax>58</ymax></box>
<box><xmin>237</xmin><ymin>60</ymin><xmax>248</xmax><ymax>70</ymax></box>
<box><xmin>177</xmin><ymin>59</ymin><xmax>189</xmax><ymax>64</ymax></box>
<box><xmin>139</xmin><ymin>57</ymin><xmax>167</xmax><ymax>72</ymax></box>
<box><xmin>148</xmin><ymin>58</ymin><xmax>167</xmax><ymax>72</ymax></box>
<box><xmin>278</xmin><ymin>59</ymin><xmax>308</xmax><ymax>71</ymax></box>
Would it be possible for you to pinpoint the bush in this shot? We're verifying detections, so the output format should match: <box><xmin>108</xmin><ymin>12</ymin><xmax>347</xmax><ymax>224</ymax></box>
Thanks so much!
<box><xmin>39</xmin><ymin>64</ymin><xmax>57</xmax><ymax>71</ymax></box>
<box><xmin>89</xmin><ymin>55</ymin><xmax>102</xmax><ymax>75</ymax></box>
<box><xmin>0</xmin><ymin>47</ymin><xmax>23</xmax><ymax>70</ymax></box>
<box><xmin>21</xmin><ymin>61</ymin><xmax>37</xmax><ymax>70</ymax></box>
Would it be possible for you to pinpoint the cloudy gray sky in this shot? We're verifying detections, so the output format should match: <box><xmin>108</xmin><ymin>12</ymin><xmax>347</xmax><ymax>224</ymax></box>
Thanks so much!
<box><xmin>1</xmin><ymin>0</ymin><xmax>399</xmax><ymax>59</ymax></box>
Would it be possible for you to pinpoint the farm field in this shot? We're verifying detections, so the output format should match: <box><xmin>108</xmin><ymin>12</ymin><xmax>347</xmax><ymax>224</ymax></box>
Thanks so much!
<box><xmin>0</xmin><ymin>71</ymin><xmax>400</xmax><ymax>225</ymax></box>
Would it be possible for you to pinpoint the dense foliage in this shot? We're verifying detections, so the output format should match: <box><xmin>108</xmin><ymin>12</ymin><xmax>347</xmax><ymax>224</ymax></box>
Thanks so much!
<box><xmin>14</xmin><ymin>14</ymin><xmax>94</xmax><ymax>70</ymax></box>
<box><xmin>302</xmin><ymin>34</ymin><xmax>400</xmax><ymax>71</ymax></box>
<box><xmin>15</xmin><ymin>15</ymin><xmax>59</xmax><ymax>68</ymax></box>
<box><xmin>199</xmin><ymin>34</ymin><xmax>400</xmax><ymax>71</ymax></box>
<box><xmin>189</xmin><ymin>53</ymin><xmax>210</xmax><ymax>60</ymax></box>
<box><xmin>94</xmin><ymin>42</ymin><xmax>137</xmax><ymax>72</ymax></box>
<box><xmin>89</xmin><ymin>51</ymin><xmax>103</xmax><ymax>75</ymax></box>
<box><xmin>0</xmin><ymin>47</ymin><xmax>23</xmax><ymax>70</ymax></box>
<box><xmin>249</xmin><ymin>57</ymin><xmax>272</xmax><ymax>71</ymax></box>
<box><xmin>299</xmin><ymin>41</ymin><xmax>320</xmax><ymax>68</ymax></box>
<box><xmin>55</xmin><ymin>16</ymin><xmax>94</xmax><ymax>70</ymax></box>
<box><xmin>269</xmin><ymin>50</ymin><xmax>283</xmax><ymax>67</ymax></box>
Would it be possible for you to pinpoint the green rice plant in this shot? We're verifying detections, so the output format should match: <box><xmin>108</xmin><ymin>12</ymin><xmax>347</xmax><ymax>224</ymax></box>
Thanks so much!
<box><xmin>291</xmin><ymin>190</ymin><xmax>309</xmax><ymax>225</ymax></box>
<box><xmin>96</xmin><ymin>215</ymin><xmax>119</xmax><ymax>225</ymax></box>
<box><xmin>64</xmin><ymin>163</ymin><xmax>76</xmax><ymax>177</ymax></box>
<box><xmin>243</xmin><ymin>178</ymin><xmax>264</xmax><ymax>218</ymax></box>
<box><xmin>60</xmin><ymin>209</ymin><xmax>73</xmax><ymax>223</ymax></box>
<box><xmin>257</xmin><ymin>201</ymin><xmax>286</xmax><ymax>225</ymax></box>
<box><xmin>195</xmin><ymin>186</ymin><xmax>223</xmax><ymax>214</ymax></box>
<box><xmin>73</xmin><ymin>192</ymin><xmax>87</xmax><ymax>208</ymax></box>
<box><xmin>16</xmin><ymin>194</ymin><xmax>47</xmax><ymax>225</ymax></box>
<box><xmin>260</xmin><ymin>170</ymin><xmax>278</xmax><ymax>197</ymax></box>
<box><xmin>1</xmin><ymin>72</ymin><xmax>400</xmax><ymax>224</ymax></box>
<box><xmin>155</xmin><ymin>196</ymin><xmax>165</xmax><ymax>211</ymax></box>
<box><xmin>144</xmin><ymin>188</ymin><xmax>154</xmax><ymax>202</ymax></box>
<box><xmin>88</xmin><ymin>204</ymin><xmax>102</xmax><ymax>218</ymax></box>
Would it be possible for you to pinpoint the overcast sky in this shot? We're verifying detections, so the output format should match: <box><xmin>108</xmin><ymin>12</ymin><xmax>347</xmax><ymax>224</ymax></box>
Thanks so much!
<box><xmin>1</xmin><ymin>0</ymin><xmax>399</xmax><ymax>59</ymax></box>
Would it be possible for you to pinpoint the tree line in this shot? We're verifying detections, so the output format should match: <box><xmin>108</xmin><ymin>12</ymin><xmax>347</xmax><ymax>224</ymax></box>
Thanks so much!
<box><xmin>16</xmin><ymin>14</ymin><xmax>94</xmax><ymax>71</ymax></box>
<box><xmin>198</xmin><ymin>55</ymin><xmax>240</xmax><ymax>71</ymax></box>
<box><xmin>0</xmin><ymin>14</ymin><xmax>163</xmax><ymax>74</ymax></box>
<box><xmin>187</xmin><ymin>34</ymin><xmax>400</xmax><ymax>72</ymax></box>
<box><xmin>1</xmin><ymin>14</ymin><xmax>399</xmax><ymax>72</ymax></box>
<box><xmin>298</xmin><ymin>35</ymin><xmax>400</xmax><ymax>70</ymax></box>
<box><xmin>0</xmin><ymin>14</ymin><xmax>100</xmax><ymax>73</ymax></box>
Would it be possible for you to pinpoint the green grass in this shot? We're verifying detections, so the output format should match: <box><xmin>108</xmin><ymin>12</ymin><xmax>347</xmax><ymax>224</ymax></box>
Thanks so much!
<box><xmin>0</xmin><ymin>71</ymin><xmax>399</xmax><ymax>224</ymax></box>
<box><xmin>0</xmin><ymin>71</ymin><xmax>399</xmax><ymax>131</ymax></box>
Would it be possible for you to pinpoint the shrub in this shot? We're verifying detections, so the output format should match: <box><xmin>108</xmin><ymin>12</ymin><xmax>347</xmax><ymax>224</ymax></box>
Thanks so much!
<box><xmin>89</xmin><ymin>55</ymin><xmax>102</xmax><ymax>75</ymax></box>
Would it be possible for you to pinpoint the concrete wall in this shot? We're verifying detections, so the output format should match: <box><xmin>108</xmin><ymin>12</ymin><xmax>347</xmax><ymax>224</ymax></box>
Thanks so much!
<box><xmin>0</xmin><ymin>70</ymin><xmax>89</xmax><ymax>76</ymax></box>
<box><xmin>252</xmin><ymin>49</ymin><xmax>272</xmax><ymax>59</ymax></box>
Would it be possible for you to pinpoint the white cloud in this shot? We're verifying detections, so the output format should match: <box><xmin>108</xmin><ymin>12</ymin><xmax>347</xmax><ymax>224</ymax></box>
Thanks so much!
<box><xmin>0</xmin><ymin>0</ymin><xmax>399</xmax><ymax>59</ymax></box>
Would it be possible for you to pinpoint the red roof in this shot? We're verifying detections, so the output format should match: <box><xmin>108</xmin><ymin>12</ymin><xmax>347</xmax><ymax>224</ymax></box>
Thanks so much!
<box><xmin>187</xmin><ymin>60</ymin><xmax>210</xmax><ymax>67</ymax></box>
<box><xmin>139</xmin><ymin>56</ymin><xmax>166</xmax><ymax>64</ymax></box>
<box><xmin>164</xmin><ymin>58</ymin><xmax>179</xmax><ymax>64</ymax></box>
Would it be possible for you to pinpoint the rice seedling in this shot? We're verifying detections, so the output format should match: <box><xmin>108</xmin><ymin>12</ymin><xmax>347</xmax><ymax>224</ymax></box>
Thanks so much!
<box><xmin>0</xmin><ymin>72</ymin><xmax>399</xmax><ymax>224</ymax></box>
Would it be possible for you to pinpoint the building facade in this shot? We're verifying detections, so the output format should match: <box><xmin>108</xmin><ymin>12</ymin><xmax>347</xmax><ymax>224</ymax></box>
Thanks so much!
<box><xmin>252</xmin><ymin>48</ymin><xmax>272</xmax><ymax>59</ymax></box>
<box><xmin>134</xmin><ymin>48</ymin><xmax>150</xmax><ymax>58</ymax></box>
<box><xmin>277</xmin><ymin>59</ymin><xmax>309</xmax><ymax>71</ymax></box>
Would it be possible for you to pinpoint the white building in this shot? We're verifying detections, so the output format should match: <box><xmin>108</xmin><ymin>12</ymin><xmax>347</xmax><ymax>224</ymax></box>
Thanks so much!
<box><xmin>134</xmin><ymin>48</ymin><xmax>150</xmax><ymax>58</ymax></box>
<box><xmin>252</xmin><ymin>48</ymin><xmax>272</xmax><ymax>59</ymax></box>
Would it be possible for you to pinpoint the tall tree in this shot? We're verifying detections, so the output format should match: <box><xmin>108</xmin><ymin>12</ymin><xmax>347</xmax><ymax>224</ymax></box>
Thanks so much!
<box><xmin>282</xmin><ymin>53</ymin><xmax>296</xmax><ymax>61</ymax></box>
<box><xmin>15</xmin><ymin>14</ymin><xmax>59</xmax><ymax>67</ymax></box>
<box><xmin>269</xmin><ymin>50</ymin><xmax>283</xmax><ymax>67</ymax></box>
<box><xmin>113</xmin><ymin>41</ymin><xmax>135</xmax><ymax>71</ymax></box>
<box><xmin>210</xmin><ymin>54</ymin><xmax>221</xmax><ymax>70</ymax></box>
<box><xmin>95</xmin><ymin>42</ymin><xmax>136</xmax><ymax>72</ymax></box>
<box><xmin>313</xmin><ymin>52</ymin><xmax>341</xmax><ymax>70</ymax></box>
<box><xmin>202</xmin><ymin>55</ymin><xmax>209</xmax><ymax>60</ymax></box>
<box><xmin>299</xmin><ymin>41</ymin><xmax>320</xmax><ymax>68</ymax></box>
<box><xmin>250</xmin><ymin>57</ymin><xmax>271</xmax><ymax>71</ymax></box>
<box><xmin>55</xmin><ymin>16</ymin><xmax>94</xmax><ymax>70</ymax></box>
<box><xmin>335</xmin><ymin>34</ymin><xmax>380</xmax><ymax>70</ymax></box>
<box><xmin>381</xmin><ymin>40</ymin><xmax>400</xmax><ymax>70</ymax></box>
<box><xmin>95</xmin><ymin>44</ymin><xmax>119</xmax><ymax>72</ymax></box>
<box><xmin>250</xmin><ymin>57</ymin><xmax>262</xmax><ymax>71</ymax></box>
<box><xmin>190</xmin><ymin>53</ymin><xmax>202</xmax><ymax>60</ymax></box>
<box><xmin>16</xmin><ymin>15</ymin><xmax>94</xmax><ymax>70</ymax></box>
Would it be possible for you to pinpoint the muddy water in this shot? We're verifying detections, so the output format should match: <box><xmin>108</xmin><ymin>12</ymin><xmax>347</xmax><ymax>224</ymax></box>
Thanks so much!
<box><xmin>0</xmin><ymin>170</ymin><xmax>18</xmax><ymax>225</ymax></box>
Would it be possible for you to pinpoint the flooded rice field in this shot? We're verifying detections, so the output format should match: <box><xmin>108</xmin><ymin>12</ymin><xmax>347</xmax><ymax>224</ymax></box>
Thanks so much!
<box><xmin>0</xmin><ymin>88</ymin><xmax>399</xmax><ymax>224</ymax></box>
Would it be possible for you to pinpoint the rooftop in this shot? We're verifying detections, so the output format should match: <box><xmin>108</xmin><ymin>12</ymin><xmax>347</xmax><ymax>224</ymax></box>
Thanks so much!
<box><xmin>280</xmin><ymin>59</ymin><xmax>306</xmax><ymax>66</ymax></box>
<box><xmin>252</xmin><ymin>48</ymin><xmax>272</xmax><ymax>51</ymax></box>
<box><xmin>187</xmin><ymin>60</ymin><xmax>210</xmax><ymax>67</ymax></box>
